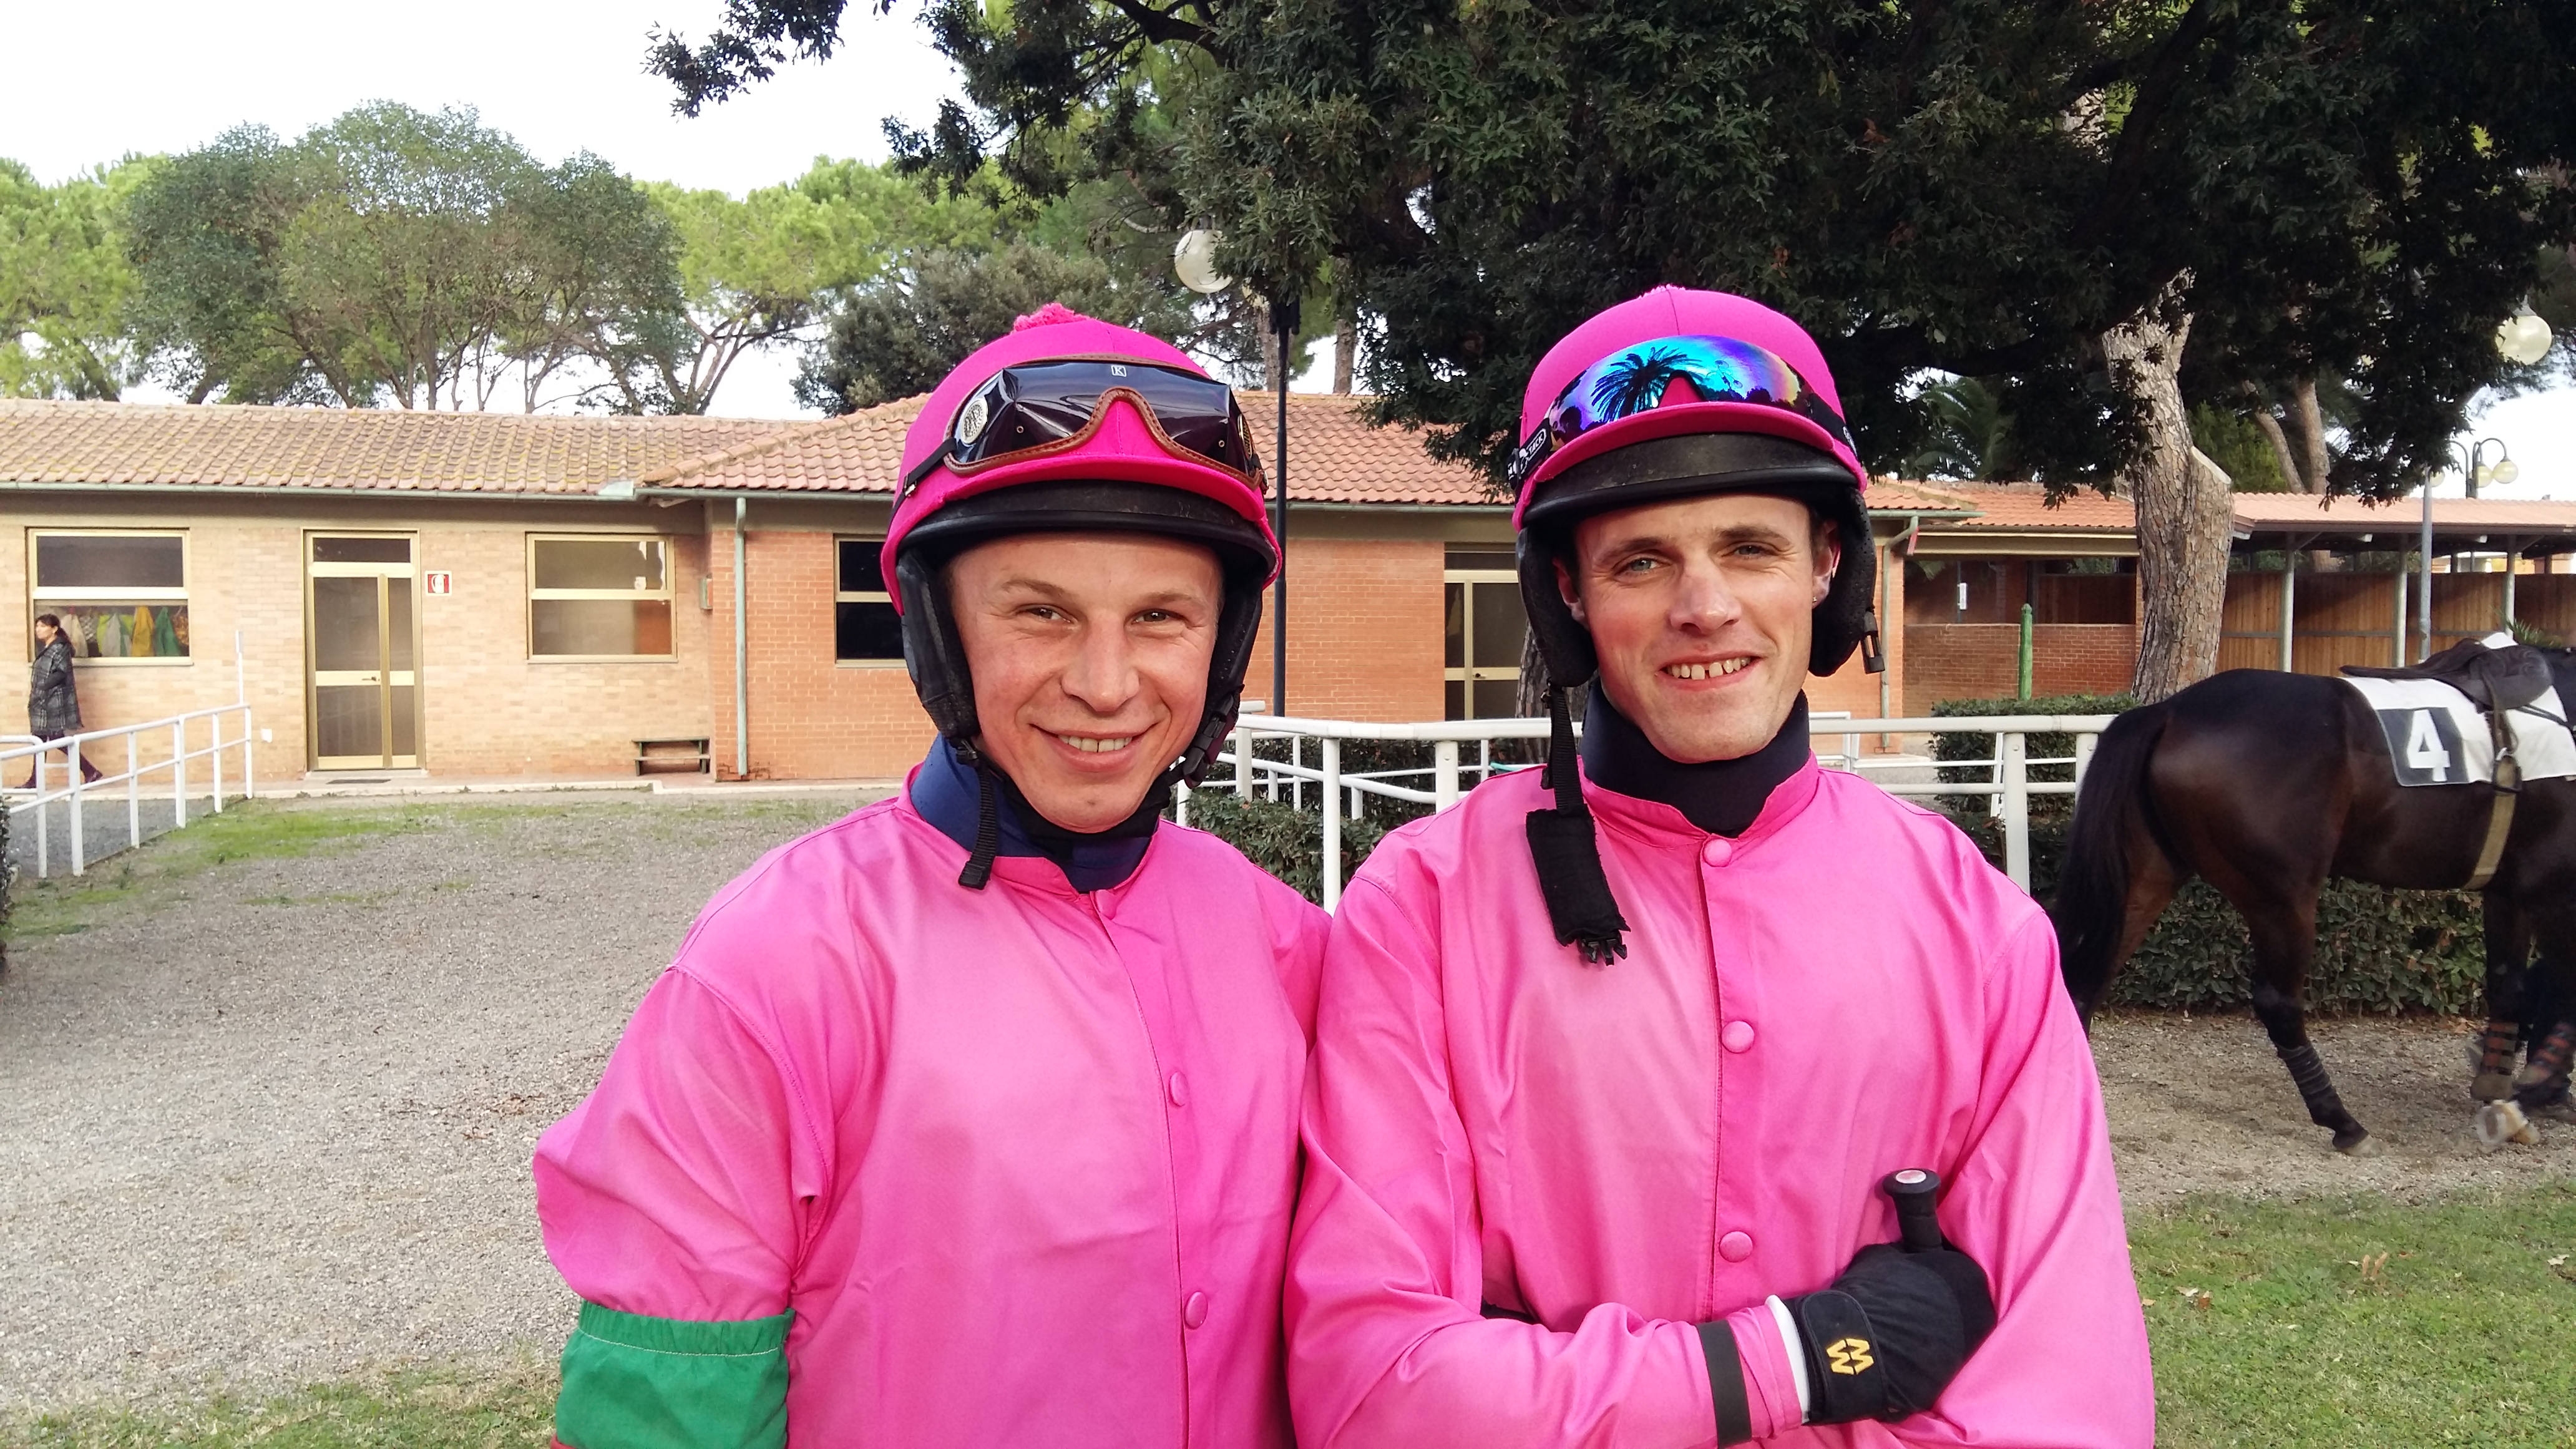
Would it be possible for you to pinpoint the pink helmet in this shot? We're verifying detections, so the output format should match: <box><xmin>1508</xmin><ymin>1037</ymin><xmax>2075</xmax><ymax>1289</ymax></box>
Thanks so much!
<box><xmin>877</xmin><ymin>305</ymin><xmax>1279</xmax><ymax>861</ymax></box>
<box><xmin>882</xmin><ymin>304</ymin><xmax>1277</xmax><ymax>597</ymax></box>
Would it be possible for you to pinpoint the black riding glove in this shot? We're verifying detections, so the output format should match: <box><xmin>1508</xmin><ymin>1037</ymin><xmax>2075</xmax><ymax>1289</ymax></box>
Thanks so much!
<box><xmin>1787</xmin><ymin>1241</ymin><xmax>1997</xmax><ymax>1424</ymax></box>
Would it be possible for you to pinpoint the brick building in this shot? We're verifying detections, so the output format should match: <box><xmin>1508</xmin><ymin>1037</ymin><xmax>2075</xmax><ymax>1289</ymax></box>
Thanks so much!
<box><xmin>4</xmin><ymin>396</ymin><xmax>2290</xmax><ymax>785</ymax></box>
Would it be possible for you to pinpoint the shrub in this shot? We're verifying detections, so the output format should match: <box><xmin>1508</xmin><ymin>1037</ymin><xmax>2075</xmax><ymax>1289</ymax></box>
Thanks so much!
<box><xmin>1181</xmin><ymin>788</ymin><xmax>1389</xmax><ymax>904</ymax></box>
<box><xmin>1928</xmin><ymin>692</ymin><xmax>2137</xmax><ymax>784</ymax></box>
<box><xmin>1939</xmin><ymin>790</ymin><xmax>2486</xmax><ymax>1016</ymax></box>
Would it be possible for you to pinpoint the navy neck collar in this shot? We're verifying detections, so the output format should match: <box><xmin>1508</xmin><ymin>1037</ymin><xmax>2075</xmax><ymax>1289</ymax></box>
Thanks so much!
<box><xmin>1578</xmin><ymin>682</ymin><xmax>1810</xmax><ymax>838</ymax></box>
<box><xmin>909</xmin><ymin>736</ymin><xmax>1155</xmax><ymax>892</ymax></box>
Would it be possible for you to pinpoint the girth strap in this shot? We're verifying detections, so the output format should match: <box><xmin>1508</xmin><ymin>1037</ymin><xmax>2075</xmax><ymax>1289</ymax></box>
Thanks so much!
<box><xmin>2466</xmin><ymin>707</ymin><xmax>2521</xmax><ymax>892</ymax></box>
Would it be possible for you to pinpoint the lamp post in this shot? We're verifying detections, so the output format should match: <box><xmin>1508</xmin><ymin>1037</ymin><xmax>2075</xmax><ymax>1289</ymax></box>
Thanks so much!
<box><xmin>1174</xmin><ymin>228</ymin><xmax>1293</xmax><ymax>716</ymax></box>
<box><xmin>2428</xmin><ymin>436</ymin><xmax>2515</xmax><ymax>658</ymax></box>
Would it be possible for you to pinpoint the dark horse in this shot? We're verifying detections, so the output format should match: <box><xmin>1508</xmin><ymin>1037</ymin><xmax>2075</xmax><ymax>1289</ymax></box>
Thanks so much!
<box><xmin>2053</xmin><ymin>655</ymin><xmax>2576</xmax><ymax>1154</ymax></box>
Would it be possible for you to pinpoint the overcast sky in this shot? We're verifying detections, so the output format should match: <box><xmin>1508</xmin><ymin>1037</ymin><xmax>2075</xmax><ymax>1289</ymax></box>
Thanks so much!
<box><xmin>6</xmin><ymin>0</ymin><xmax>2567</xmax><ymax>493</ymax></box>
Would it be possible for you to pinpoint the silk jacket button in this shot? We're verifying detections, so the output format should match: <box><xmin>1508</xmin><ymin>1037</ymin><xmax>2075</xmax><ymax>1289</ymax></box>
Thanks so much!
<box><xmin>1184</xmin><ymin>1291</ymin><xmax>1211</xmax><ymax>1329</ymax></box>
<box><xmin>1721</xmin><ymin>1020</ymin><xmax>1756</xmax><ymax>1053</ymax></box>
<box><xmin>1700</xmin><ymin>837</ymin><xmax>1734</xmax><ymax>868</ymax></box>
<box><xmin>1168</xmin><ymin>1071</ymin><xmax>1189</xmax><ymax>1108</ymax></box>
<box><xmin>1719</xmin><ymin>1231</ymin><xmax>1754</xmax><ymax>1262</ymax></box>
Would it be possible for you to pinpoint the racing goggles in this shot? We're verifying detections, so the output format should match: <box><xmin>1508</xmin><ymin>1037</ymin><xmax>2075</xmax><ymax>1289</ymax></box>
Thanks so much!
<box><xmin>902</xmin><ymin>358</ymin><xmax>1259</xmax><ymax>494</ymax></box>
<box><xmin>1506</xmin><ymin>334</ymin><xmax>1856</xmax><ymax>487</ymax></box>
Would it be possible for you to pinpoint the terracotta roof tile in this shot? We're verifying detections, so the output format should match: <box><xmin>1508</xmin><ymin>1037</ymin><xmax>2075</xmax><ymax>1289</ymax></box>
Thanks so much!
<box><xmin>2232</xmin><ymin>491</ymin><xmax>2576</xmax><ymax>538</ymax></box>
<box><xmin>1895</xmin><ymin>480</ymin><xmax>2136</xmax><ymax>531</ymax></box>
<box><xmin>0</xmin><ymin>399</ymin><xmax>787</xmax><ymax>494</ymax></box>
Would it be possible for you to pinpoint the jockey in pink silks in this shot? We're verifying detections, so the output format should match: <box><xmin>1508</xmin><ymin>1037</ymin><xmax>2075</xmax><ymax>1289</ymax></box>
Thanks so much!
<box><xmin>1284</xmin><ymin>287</ymin><xmax>2155</xmax><ymax>1448</ymax></box>
<box><xmin>533</xmin><ymin>307</ymin><xmax>1325</xmax><ymax>1449</ymax></box>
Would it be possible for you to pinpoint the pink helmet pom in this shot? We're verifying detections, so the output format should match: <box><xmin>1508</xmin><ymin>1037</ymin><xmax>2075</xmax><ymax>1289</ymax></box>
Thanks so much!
<box><xmin>1013</xmin><ymin>301</ymin><xmax>1086</xmax><ymax>332</ymax></box>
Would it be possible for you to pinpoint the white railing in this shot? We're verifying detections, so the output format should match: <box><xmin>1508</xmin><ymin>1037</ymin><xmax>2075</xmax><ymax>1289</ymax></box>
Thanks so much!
<box><xmin>2</xmin><ymin>704</ymin><xmax>257</xmax><ymax>879</ymax></box>
<box><xmin>1183</xmin><ymin>712</ymin><xmax>2117</xmax><ymax>908</ymax></box>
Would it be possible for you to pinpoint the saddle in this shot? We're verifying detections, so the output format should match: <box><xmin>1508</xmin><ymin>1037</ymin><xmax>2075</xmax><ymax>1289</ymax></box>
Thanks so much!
<box><xmin>2346</xmin><ymin>637</ymin><xmax>2559</xmax><ymax>715</ymax></box>
<box><xmin>2344</xmin><ymin>636</ymin><xmax>2558</xmax><ymax>890</ymax></box>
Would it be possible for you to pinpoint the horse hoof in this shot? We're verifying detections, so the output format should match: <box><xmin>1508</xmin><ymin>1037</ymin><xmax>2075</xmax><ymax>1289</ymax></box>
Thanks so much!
<box><xmin>2333</xmin><ymin>1130</ymin><xmax>2380</xmax><ymax>1157</ymax></box>
<box><xmin>2472</xmin><ymin>1072</ymin><xmax>2516</xmax><ymax>1103</ymax></box>
<box><xmin>2475</xmin><ymin>1102</ymin><xmax>2539</xmax><ymax>1150</ymax></box>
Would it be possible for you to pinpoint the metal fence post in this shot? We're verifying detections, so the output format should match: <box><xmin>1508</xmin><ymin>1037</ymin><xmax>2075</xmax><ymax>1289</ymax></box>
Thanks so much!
<box><xmin>69</xmin><ymin>751</ymin><xmax>86</xmax><ymax>876</ymax></box>
<box><xmin>34</xmin><ymin>748</ymin><xmax>49</xmax><ymax>879</ymax></box>
<box><xmin>127</xmin><ymin>732</ymin><xmax>140</xmax><ymax>851</ymax></box>
<box><xmin>1320</xmin><ymin>738</ymin><xmax>1343</xmax><ymax>912</ymax></box>
<box><xmin>1435</xmin><ymin>739</ymin><xmax>1461</xmax><ymax>811</ymax></box>
<box><xmin>2074</xmin><ymin>732</ymin><xmax>2097</xmax><ymax>791</ymax></box>
<box><xmin>173</xmin><ymin>720</ymin><xmax>187</xmax><ymax>829</ymax></box>
<box><xmin>211</xmin><ymin>711</ymin><xmax>225</xmax><ymax>812</ymax></box>
<box><xmin>242</xmin><ymin>708</ymin><xmax>256</xmax><ymax>801</ymax></box>
<box><xmin>1234</xmin><ymin>726</ymin><xmax>1254</xmax><ymax>798</ymax></box>
<box><xmin>1173</xmin><ymin>780</ymin><xmax>1189</xmax><ymax>829</ymax></box>
<box><xmin>2002</xmin><ymin>731</ymin><xmax>2031</xmax><ymax>890</ymax></box>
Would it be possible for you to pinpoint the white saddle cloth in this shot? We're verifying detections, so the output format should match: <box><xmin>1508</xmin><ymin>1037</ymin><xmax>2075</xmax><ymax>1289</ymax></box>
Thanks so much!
<box><xmin>2343</xmin><ymin>639</ymin><xmax>2576</xmax><ymax>788</ymax></box>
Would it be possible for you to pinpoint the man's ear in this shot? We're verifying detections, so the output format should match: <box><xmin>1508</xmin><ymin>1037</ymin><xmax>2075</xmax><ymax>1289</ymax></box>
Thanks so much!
<box><xmin>1552</xmin><ymin>554</ymin><xmax>1588</xmax><ymax>624</ymax></box>
<box><xmin>1812</xmin><ymin>519</ymin><xmax>1841</xmax><ymax>606</ymax></box>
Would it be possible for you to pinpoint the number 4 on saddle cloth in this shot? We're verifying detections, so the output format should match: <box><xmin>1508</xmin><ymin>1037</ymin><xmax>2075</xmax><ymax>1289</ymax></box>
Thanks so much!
<box><xmin>2343</xmin><ymin>633</ymin><xmax>2576</xmax><ymax>789</ymax></box>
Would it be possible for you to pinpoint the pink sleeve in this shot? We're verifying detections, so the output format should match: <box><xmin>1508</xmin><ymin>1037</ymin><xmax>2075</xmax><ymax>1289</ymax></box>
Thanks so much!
<box><xmin>1878</xmin><ymin>909</ymin><xmax>2155</xmax><ymax>1448</ymax></box>
<box><xmin>1286</xmin><ymin>877</ymin><xmax>1717</xmax><ymax>1449</ymax></box>
<box><xmin>533</xmin><ymin>967</ymin><xmax>819</xmax><ymax>1321</ymax></box>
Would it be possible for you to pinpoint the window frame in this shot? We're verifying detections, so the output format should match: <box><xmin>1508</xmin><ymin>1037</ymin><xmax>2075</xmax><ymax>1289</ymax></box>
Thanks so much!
<box><xmin>524</xmin><ymin>532</ymin><xmax>678</xmax><ymax>662</ymax></box>
<box><xmin>30</xmin><ymin>527</ymin><xmax>193</xmax><ymax>667</ymax></box>
<box><xmin>1443</xmin><ymin>552</ymin><xmax>1524</xmax><ymax>720</ymax></box>
<box><xmin>833</xmin><ymin>535</ymin><xmax>904</xmax><ymax>669</ymax></box>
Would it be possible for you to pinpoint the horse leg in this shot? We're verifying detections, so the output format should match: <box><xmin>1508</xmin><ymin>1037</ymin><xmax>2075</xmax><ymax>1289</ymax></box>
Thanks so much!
<box><xmin>2473</xmin><ymin>893</ymin><xmax>2532</xmax><ymax>1103</ymax></box>
<box><xmin>2239</xmin><ymin>892</ymin><xmax>2376</xmax><ymax>1154</ymax></box>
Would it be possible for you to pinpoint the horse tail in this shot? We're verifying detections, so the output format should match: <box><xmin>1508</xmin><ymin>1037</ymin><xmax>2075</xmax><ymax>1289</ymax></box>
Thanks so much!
<box><xmin>2053</xmin><ymin>701</ymin><xmax>2174</xmax><ymax>1022</ymax></box>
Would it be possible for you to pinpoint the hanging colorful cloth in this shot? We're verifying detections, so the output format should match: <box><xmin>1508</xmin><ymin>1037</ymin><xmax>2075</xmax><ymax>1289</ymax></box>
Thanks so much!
<box><xmin>131</xmin><ymin>605</ymin><xmax>154</xmax><ymax>657</ymax></box>
<box><xmin>154</xmin><ymin>606</ymin><xmax>178</xmax><ymax>657</ymax></box>
<box><xmin>171</xmin><ymin>609</ymin><xmax>190</xmax><ymax>653</ymax></box>
<box><xmin>95</xmin><ymin>610</ymin><xmax>125</xmax><ymax>657</ymax></box>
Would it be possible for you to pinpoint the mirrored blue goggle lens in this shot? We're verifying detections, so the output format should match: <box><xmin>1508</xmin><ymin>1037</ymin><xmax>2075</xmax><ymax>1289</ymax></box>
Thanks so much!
<box><xmin>1546</xmin><ymin>334</ymin><xmax>1851</xmax><ymax>451</ymax></box>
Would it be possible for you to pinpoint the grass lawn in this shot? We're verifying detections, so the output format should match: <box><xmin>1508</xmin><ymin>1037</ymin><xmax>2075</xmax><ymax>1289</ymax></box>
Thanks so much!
<box><xmin>2135</xmin><ymin>1179</ymin><xmax>2576</xmax><ymax>1447</ymax></box>
<box><xmin>10</xmin><ymin>1181</ymin><xmax>2569</xmax><ymax>1447</ymax></box>
<box><xmin>2</xmin><ymin>801</ymin><xmax>441</xmax><ymax>940</ymax></box>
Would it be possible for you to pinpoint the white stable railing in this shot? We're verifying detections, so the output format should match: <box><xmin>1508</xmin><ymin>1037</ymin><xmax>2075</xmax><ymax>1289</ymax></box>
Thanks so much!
<box><xmin>1183</xmin><ymin>712</ymin><xmax>2117</xmax><ymax>908</ymax></box>
<box><xmin>2</xmin><ymin>704</ymin><xmax>257</xmax><ymax>879</ymax></box>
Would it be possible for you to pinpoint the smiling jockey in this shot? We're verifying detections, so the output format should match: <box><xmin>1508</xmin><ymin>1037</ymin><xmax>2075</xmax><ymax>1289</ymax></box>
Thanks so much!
<box><xmin>1284</xmin><ymin>287</ymin><xmax>2154</xmax><ymax>1447</ymax></box>
<box><xmin>534</xmin><ymin>305</ymin><xmax>1326</xmax><ymax>1448</ymax></box>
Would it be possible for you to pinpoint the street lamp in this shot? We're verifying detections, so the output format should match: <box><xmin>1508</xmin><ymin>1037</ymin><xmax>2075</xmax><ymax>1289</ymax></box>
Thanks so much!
<box><xmin>2424</xmin><ymin>436</ymin><xmax>2513</xmax><ymax>658</ymax></box>
<box><xmin>2497</xmin><ymin>306</ymin><xmax>2555</xmax><ymax>366</ymax></box>
<box><xmin>1173</xmin><ymin>230</ymin><xmax>1294</xmax><ymax>717</ymax></box>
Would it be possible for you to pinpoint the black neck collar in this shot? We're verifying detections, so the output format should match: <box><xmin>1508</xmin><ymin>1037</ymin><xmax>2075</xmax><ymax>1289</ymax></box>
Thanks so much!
<box><xmin>1578</xmin><ymin>683</ymin><xmax>1810</xmax><ymax>837</ymax></box>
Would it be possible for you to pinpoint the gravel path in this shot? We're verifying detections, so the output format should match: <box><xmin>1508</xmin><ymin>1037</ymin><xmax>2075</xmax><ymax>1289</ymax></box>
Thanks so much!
<box><xmin>0</xmin><ymin>792</ymin><xmax>881</xmax><ymax>1412</ymax></box>
<box><xmin>1</xmin><ymin>795</ymin><xmax>2570</xmax><ymax>1413</ymax></box>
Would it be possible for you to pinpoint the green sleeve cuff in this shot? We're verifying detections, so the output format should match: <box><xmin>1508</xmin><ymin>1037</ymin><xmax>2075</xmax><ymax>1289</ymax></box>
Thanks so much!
<box><xmin>556</xmin><ymin>1300</ymin><xmax>793</xmax><ymax>1449</ymax></box>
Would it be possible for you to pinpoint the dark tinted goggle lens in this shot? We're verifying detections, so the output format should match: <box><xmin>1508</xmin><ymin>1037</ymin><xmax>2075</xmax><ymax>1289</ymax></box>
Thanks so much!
<box><xmin>950</xmin><ymin>359</ymin><xmax>1251</xmax><ymax>474</ymax></box>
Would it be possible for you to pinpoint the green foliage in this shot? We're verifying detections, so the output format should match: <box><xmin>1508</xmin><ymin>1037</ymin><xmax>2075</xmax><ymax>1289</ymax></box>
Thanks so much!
<box><xmin>2132</xmin><ymin>1183</ymin><xmax>2576</xmax><ymax>1447</ymax></box>
<box><xmin>124</xmin><ymin>104</ymin><xmax>682</xmax><ymax>410</ymax></box>
<box><xmin>1901</xmin><ymin>376</ymin><xmax>2016</xmax><ymax>482</ymax></box>
<box><xmin>2190</xmin><ymin>403</ymin><xmax>2291</xmax><ymax>492</ymax></box>
<box><xmin>796</xmin><ymin>240</ymin><xmax>1198</xmax><ymax>412</ymax></box>
<box><xmin>1928</xmin><ymin>693</ymin><xmax>2486</xmax><ymax>1013</ymax></box>
<box><xmin>1180</xmin><ymin>789</ymin><xmax>1387</xmax><ymax>905</ymax></box>
<box><xmin>0</xmin><ymin>157</ymin><xmax>147</xmax><ymax>400</ymax></box>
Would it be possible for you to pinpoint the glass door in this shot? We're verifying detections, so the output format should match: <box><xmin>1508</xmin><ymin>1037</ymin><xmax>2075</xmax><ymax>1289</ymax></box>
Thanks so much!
<box><xmin>306</xmin><ymin>535</ymin><xmax>419</xmax><ymax>769</ymax></box>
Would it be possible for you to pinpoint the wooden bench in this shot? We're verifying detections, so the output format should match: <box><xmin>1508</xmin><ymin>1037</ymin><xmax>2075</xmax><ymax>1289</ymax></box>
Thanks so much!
<box><xmin>635</xmin><ymin>736</ymin><xmax>712</xmax><ymax>775</ymax></box>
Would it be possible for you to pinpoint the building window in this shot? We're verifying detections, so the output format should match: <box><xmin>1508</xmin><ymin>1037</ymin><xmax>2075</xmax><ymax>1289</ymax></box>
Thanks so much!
<box><xmin>1444</xmin><ymin>548</ymin><xmax>1526</xmax><ymax>719</ymax></box>
<box><xmin>527</xmin><ymin>535</ymin><xmax>674</xmax><ymax>658</ymax></box>
<box><xmin>837</xmin><ymin>538</ymin><xmax>903</xmax><ymax>665</ymax></box>
<box><xmin>32</xmin><ymin>530</ymin><xmax>190</xmax><ymax>663</ymax></box>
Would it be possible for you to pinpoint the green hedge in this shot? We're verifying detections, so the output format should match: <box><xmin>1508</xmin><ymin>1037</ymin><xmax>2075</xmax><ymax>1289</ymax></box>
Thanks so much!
<box><xmin>1183</xmin><ymin>788</ymin><xmax>1390</xmax><ymax>905</ymax></box>
<box><xmin>1928</xmin><ymin>693</ymin><xmax>2486</xmax><ymax>1015</ymax></box>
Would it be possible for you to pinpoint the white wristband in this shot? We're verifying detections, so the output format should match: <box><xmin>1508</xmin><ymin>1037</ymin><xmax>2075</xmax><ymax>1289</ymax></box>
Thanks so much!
<box><xmin>1767</xmin><ymin>1295</ymin><xmax>1812</xmax><ymax>1423</ymax></box>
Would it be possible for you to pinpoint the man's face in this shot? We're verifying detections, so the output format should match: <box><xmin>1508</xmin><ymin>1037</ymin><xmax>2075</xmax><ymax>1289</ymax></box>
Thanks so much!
<box><xmin>950</xmin><ymin>532</ymin><xmax>1224</xmax><ymax>833</ymax></box>
<box><xmin>1558</xmin><ymin>492</ymin><xmax>1837</xmax><ymax>764</ymax></box>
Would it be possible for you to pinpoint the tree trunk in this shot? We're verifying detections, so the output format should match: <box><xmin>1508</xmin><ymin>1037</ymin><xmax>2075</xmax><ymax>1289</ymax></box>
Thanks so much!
<box><xmin>2109</xmin><ymin>303</ymin><xmax>2235</xmax><ymax>704</ymax></box>
<box><xmin>2289</xmin><ymin>377</ymin><xmax>2329</xmax><ymax>493</ymax></box>
<box><xmin>1332</xmin><ymin>313</ymin><xmax>1356</xmax><ymax>394</ymax></box>
<box><xmin>2252</xmin><ymin>406</ymin><xmax>2302</xmax><ymax>492</ymax></box>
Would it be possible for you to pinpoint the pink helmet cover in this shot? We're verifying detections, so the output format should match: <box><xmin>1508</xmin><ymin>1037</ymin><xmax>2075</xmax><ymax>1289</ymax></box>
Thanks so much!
<box><xmin>881</xmin><ymin>305</ymin><xmax>1276</xmax><ymax>598</ymax></box>
<box><xmin>1513</xmin><ymin>286</ymin><xmax>1868</xmax><ymax>529</ymax></box>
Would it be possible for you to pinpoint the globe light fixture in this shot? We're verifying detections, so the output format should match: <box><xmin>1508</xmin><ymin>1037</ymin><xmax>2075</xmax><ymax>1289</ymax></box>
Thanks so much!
<box><xmin>2496</xmin><ymin>307</ymin><xmax>2554</xmax><ymax>366</ymax></box>
<box><xmin>1173</xmin><ymin>229</ymin><xmax>1231</xmax><ymax>295</ymax></box>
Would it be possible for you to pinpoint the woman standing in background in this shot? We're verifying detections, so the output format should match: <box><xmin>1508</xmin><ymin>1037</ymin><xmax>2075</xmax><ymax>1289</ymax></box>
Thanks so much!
<box><xmin>24</xmin><ymin>613</ymin><xmax>102</xmax><ymax>788</ymax></box>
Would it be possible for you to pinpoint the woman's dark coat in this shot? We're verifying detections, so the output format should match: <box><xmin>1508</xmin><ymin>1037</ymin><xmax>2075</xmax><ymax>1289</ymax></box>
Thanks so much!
<box><xmin>28</xmin><ymin>635</ymin><xmax>82</xmax><ymax>737</ymax></box>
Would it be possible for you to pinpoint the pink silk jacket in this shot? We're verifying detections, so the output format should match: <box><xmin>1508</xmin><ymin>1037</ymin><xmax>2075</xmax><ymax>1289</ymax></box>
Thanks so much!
<box><xmin>1286</xmin><ymin>761</ymin><xmax>2154</xmax><ymax>1448</ymax></box>
<box><xmin>535</xmin><ymin>791</ymin><xmax>1327</xmax><ymax>1447</ymax></box>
